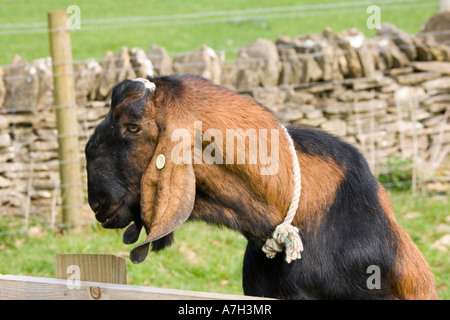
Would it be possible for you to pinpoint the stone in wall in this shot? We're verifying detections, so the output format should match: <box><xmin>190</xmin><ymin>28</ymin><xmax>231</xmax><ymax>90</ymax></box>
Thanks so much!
<box><xmin>173</xmin><ymin>45</ymin><xmax>221</xmax><ymax>84</ymax></box>
<box><xmin>418</xmin><ymin>11</ymin><xmax>450</xmax><ymax>62</ymax></box>
<box><xmin>277</xmin><ymin>33</ymin><xmax>344</xmax><ymax>84</ymax></box>
<box><xmin>422</xmin><ymin>77</ymin><xmax>450</xmax><ymax>93</ymax></box>
<box><xmin>31</xmin><ymin>57</ymin><xmax>53</xmax><ymax>109</ymax></box>
<box><xmin>411</xmin><ymin>61</ymin><xmax>450</xmax><ymax>74</ymax></box>
<box><xmin>376</xmin><ymin>37</ymin><xmax>410</xmax><ymax>69</ymax></box>
<box><xmin>97</xmin><ymin>51</ymin><xmax>116</xmax><ymax>100</ymax></box>
<box><xmin>0</xmin><ymin>116</ymin><xmax>8</xmax><ymax>131</ymax></box>
<box><xmin>378</xmin><ymin>23</ymin><xmax>417</xmax><ymax>61</ymax></box>
<box><xmin>357</xmin><ymin>40</ymin><xmax>379</xmax><ymax>78</ymax></box>
<box><xmin>0</xmin><ymin>68</ymin><xmax>5</xmax><ymax>108</ymax></box>
<box><xmin>96</xmin><ymin>47</ymin><xmax>136</xmax><ymax>100</ymax></box>
<box><xmin>277</xmin><ymin>105</ymin><xmax>303</xmax><ymax>125</ymax></box>
<box><xmin>115</xmin><ymin>46</ymin><xmax>136</xmax><ymax>83</ymax></box>
<box><xmin>76</xmin><ymin>101</ymin><xmax>109</xmax><ymax>124</ymax></box>
<box><xmin>252</xmin><ymin>87</ymin><xmax>286</xmax><ymax>113</ymax></box>
<box><xmin>420</xmin><ymin>11</ymin><xmax>450</xmax><ymax>44</ymax></box>
<box><xmin>3</xmin><ymin>55</ymin><xmax>40</xmax><ymax>112</ymax></box>
<box><xmin>335</xmin><ymin>88</ymin><xmax>376</xmax><ymax>102</ymax></box>
<box><xmin>0</xmin><ymin>119</ymin><xmax>11</xmax><ymax>149</ymax></box>
<box><xmin>129</xmin><ymin>47</ymin><xmax>154</xmax><ymax>78</ymax></box>
<box><xmin>321</xmin><ymin>28</ymin><xmax>360</xmax><ymax>78</ymax></box>
<box><xmin>302</xmin><ymin>54</ymin><xmax>323</xmax><ymax>83</ymax></box>
<box><xmin>74</xmin><ymin>58</ymin><xmax>102</xmax><ymax>103</ymax></box>
<box><xmin>235</xmin><ymin>38</ymin><xmax>280</xmax><ymax>90</ymax></box>
<box><xmin>147</xmin><ymin>44</ymin><xmax>173</xmax><ymax>76</ymax></box>
<box><xmin>414</xmin><ymin>37</ymin><xmax>437</xmax><ymax>61</ymax></box>
<box><xmin>320</xmin><ymin>118</ymin><xmax>347</xmax><ymax>137</ymax></box>
<box><xmin>276</xmin><ymin>36</ymin><xmax>304</xmax><ymax>85</ymax></box>
<box><xmin>401</xmin><ymin>135</ymin><xmax>429</xmax><ymax>159</ymax></box>
<box><xmin>296</xmin><ymin>104</ymin><xmax>326</xmax><ymax>127</ymax></box>
<box><xmin>335</xmin><ymin>28</ymin><xmax>364</xmax><ymax>78</ymax></box>
<box><xmin>220</xmin><ymin>61</ymin><xmax>235</xmax><ymax>88</ymax></box>
<box><xmin>316</xmin><ymin>40</ymin><xmax>343</xmax><ymax>81</ymax></box>
<box><xmin>287</xmin><ymin>88</ymin><xmax>316</xmax><ymax>105</ymax></box>
<box><xmin>395</xmin><ymin>71</ymin><xmax>439</xmax><ymax>85</ymax></box>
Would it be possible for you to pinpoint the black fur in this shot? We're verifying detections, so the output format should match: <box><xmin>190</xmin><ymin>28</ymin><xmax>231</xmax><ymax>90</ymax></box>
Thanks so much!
<box><xmin>242</xmin><ymin>126</ymin><xmax>400</xmax><ymax>299</ymax></box>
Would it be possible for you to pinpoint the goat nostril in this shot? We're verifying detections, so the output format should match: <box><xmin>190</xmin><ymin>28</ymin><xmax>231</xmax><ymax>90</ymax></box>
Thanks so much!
<box><xmin>90</xmin><ymin>200</ymin><xmax>100</xmax><ymax>213</ymax></box>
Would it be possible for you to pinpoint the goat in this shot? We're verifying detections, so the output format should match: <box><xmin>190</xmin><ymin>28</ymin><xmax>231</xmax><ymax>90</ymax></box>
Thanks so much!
<box><xmin>85</xmin><ymin>74</ymin><xmax>439</xmax><ymax>299</ymax></box>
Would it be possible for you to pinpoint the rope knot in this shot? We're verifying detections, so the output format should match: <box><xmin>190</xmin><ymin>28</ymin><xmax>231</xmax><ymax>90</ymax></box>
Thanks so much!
<box><xmin>262</xmin><ymin>223</ymin><xmax>303</xmax><ymax>263</ymax></box>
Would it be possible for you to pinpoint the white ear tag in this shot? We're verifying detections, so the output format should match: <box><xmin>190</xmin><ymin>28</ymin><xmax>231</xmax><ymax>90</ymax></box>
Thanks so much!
<box><xmin>156</xmin><ymin>154</ymin><xmax>165</xmax><ymax>170</ymax></box>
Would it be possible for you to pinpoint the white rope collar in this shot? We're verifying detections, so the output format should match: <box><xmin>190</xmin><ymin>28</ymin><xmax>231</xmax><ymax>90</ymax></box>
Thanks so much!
<box><xmin>261</xmin><ymin>125</ymin><xmax>303</xmax><ymax>263</ymax></box>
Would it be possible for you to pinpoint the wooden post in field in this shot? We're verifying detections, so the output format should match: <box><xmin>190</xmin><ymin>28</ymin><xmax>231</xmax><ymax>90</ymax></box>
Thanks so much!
<box><xmin>440</xmin><ymin>0</ymin><xmax>450</xmax><ymax>11</ymax></box>
<box><xmin>48</xmin><ymin>11</ymin><xmax>84</xmax><ymax>232</ymax></box>
<box><xmin>55</xmin><ymin>254</ymin><xmax>127</xmax><ymax>285</ymax></box>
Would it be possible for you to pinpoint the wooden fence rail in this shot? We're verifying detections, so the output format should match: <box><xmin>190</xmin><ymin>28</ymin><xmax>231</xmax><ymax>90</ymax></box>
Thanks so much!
<box><xmin>0</xmin><ymin>254</ymin><xmax>272</xmax><ymax>300</ymax></box>
<box><xmin>0</xmin><ymin>274</ymin><xmax>270</xmax><ymax>300</ymax></box>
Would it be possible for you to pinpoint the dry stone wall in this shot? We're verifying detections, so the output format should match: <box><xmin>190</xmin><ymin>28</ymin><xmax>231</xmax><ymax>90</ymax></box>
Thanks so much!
<box><xmin>1</xmin><ymin>23</ymin><xmax>449</xmax><ymax>217</ymax></box>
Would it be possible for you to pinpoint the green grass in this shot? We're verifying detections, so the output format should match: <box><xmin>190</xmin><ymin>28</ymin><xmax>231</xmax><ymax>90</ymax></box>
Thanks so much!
<box><xmin>0</xmin><ymin>0</ymin><xmax>438</xmax><ymax>65</ymax></box>
<box><xmin>0</xmin><ymin>192</ymin><xmax>449</xmax><ymax>299</ymax></box>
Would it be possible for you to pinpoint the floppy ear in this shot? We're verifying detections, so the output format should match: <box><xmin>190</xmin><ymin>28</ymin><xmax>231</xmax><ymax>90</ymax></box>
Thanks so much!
<box><xmin>130</xmin><ymin>130</ymin><xmax>195</xmax><ymax>264</ymax></box>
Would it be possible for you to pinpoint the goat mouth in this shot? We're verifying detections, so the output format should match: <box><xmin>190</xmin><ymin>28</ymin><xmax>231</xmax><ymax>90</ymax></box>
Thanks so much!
<box><xmin>96</xmin><ymin>210</ymin><xmax>119</xmax><ymax>227</ymax></box>
<box><xmin>95</xmin><ymin>200</ymin><xmax>131</xmax><ymax>229</ymax></box>
<box><xmin>99</xmin><ymin>213</ymin><xmax>120</xmax><ymax>228</ymax></box>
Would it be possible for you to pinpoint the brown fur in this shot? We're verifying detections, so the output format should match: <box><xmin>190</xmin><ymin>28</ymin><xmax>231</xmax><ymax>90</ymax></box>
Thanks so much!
<box><xmin>377</xmin><ymin>184</ymin><xmax>439</xmax><ymax>299</ymax></box>
<box><xmin>294</xmin><ymin>151</ymin><xmax>345</xmax><ymax>231</ymax></box>
<box><xmin>152</xmin><ymin>75</ymin><xmax>296</xmax><ymax>235</ymax></box>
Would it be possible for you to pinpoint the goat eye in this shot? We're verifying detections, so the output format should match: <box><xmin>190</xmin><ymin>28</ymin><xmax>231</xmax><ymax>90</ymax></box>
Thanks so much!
<box><xmin>126</xmin><ymin>124</ymin><xmax>140</xmax><ymax>133</ymax></box>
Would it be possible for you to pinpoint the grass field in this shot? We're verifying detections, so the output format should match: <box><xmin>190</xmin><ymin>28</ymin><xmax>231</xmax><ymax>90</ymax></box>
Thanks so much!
<box><xmin>0</xmin><ymin>192</ymin><xmax>449</xmax><ymax>299</ymax></box>
<box><xmin>0</xmin><ymin>0</ymin><xmax>438</xmax><ymax>65</ymax></box>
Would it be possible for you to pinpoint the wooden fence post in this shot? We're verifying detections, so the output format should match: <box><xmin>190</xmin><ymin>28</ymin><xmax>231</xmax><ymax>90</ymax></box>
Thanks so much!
<box><xmin>55</xmin><ymin>254</ymin><xmax>127</xmax><ymax>285</ymax></box>
<box><xmin>48</xmin><ymin>11</ymin><xmax>84</xmax><ymax>232</ymax></box>
<box><xmin>440</xmin><ymin>0</ymin><xmax>450</xmax><ymax>12</ymax></box>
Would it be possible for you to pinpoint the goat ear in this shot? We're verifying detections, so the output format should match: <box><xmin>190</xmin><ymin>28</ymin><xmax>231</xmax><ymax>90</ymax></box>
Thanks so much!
<box><xmin>130</xmin><ymin>131</ymin><xmax>195</xmax><ymax>264</ymax></box>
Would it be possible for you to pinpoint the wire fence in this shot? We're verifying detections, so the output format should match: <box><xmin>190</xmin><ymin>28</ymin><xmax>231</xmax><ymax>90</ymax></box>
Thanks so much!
<box><xmin>0</xmin><ymin>0</ymin><xmax>449</xmax><ymax>236</ymax></box>
<box><xmin>0</xmin><ymin>0</ymin><xmax>437</xmax><ymax>35</ymax></box>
